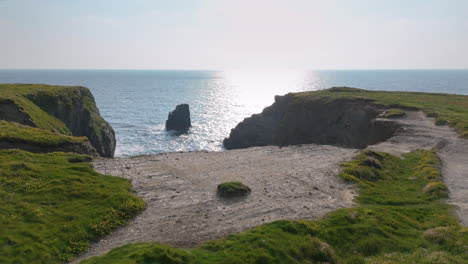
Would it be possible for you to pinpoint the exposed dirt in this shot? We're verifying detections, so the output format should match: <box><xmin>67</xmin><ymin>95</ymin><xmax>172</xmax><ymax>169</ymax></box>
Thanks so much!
<box><xmin>369</xmin><ymin>111</ymin><xmax>468</xmax><ymax>226</ymax></box>
<box><xmin>71</xmin><ymin>145</ymin><xmax>358</xmax><ymax>263</ymax></box>
<box><xmin>72</xmin><ymin>110</ymin><xmax>468</xmax><ymax>263</ymax></box>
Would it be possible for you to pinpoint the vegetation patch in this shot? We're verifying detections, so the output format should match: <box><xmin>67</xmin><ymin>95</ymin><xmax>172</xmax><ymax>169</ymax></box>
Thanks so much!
<box><xmin>217</xmin><ymin>181</ymin><xmax>251</xmax><ymax>198</ymax></box>
<box><xmin>339</xmin><ymin>150</ymin><xmax>383</xmax><ymax>182</ymax></box>
<box><xmin>0</xmin><ymin>120</ymin><xmax>87</xmax><ymax>147</ymax></box>
<box><xmin>0</xmin><ymin>150</ymin><xmax>146</xmax><ymax>264</ymax></box>
<box><xmin>293</xmin><ymin>87</ymin><xmax>468</xmax><ymax>138</ymax></box>
<box><xmin>80</xmin><ymin>149</ymin><xmax>468</xmax><ymax>264</ymax></box>
<box><xmin>423</xmin><ymin>182</ymin><xmax>449</xmax><ymax>198</ymax></box>
<box><xmin>380</xmin><ymin>108</ymin><xmax>406</xmax><ymax>118</ymax></box>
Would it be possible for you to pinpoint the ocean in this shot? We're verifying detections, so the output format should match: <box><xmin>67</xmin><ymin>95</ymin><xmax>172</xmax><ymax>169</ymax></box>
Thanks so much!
<box><xmin>1</xmin><ymin>69</ymin><xmax>467</xmax><ymax>157</ymax></box>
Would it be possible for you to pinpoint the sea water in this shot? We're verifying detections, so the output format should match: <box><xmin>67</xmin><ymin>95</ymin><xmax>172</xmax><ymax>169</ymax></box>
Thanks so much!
<box><xmin>1</xmin><ymin>69</ymin><xmax>467</xmax><ymax>156</ymax></box>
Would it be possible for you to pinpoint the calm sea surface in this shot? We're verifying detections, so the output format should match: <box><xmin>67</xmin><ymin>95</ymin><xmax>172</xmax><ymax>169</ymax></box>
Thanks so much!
<box><xmin>1</xmin><ymin>69</ymin><xmax>467</xmax><ymax>156</ymax></box>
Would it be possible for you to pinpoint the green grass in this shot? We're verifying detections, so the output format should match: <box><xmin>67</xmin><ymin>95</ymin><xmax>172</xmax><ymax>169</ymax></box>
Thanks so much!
<box><xmin>0</xmin><ymin>150</ymin><xmax>146</xmax><ymax>263</ymax></box>
<box><xmin>0</xmin><ymin>120</ymin><xmax>88</xmax><ymax>147</ymax></box>
<box><xmin>217</xmin><ymin>181</ymin><xmax>251</xmax><ymax>198</ymax></box>
<box><xmin>292</xmin><ymin>87</ymin><xmax>468</xmax><ymax>138</ymax></box>
<box><xmin>80</xmin><ymin>149</ymin><xmax>468</xmax><ymax>264</ymax></box>
<box><xmin>0</xmin><ymin>83</ymin><xmax>106</xmax><ymax>136</ymax></box>
<box><xmin>380</xmin><ymin>108</ymin><xmax>406</xmax><ymax>118</ymax></box>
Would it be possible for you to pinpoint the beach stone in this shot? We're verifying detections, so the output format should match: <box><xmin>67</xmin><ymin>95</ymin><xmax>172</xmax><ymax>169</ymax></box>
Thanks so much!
<box><xmin>165</xmin><ymin>104</ymin><xmax>191</xmax><ymax>133</ymax></box>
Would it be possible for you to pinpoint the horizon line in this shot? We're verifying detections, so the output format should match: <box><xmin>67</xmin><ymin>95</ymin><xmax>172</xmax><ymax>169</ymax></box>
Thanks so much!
<box><xmin>1</xmin><ymin>68</ymin><xmax>468</xmax><ymax>71</ymax></box>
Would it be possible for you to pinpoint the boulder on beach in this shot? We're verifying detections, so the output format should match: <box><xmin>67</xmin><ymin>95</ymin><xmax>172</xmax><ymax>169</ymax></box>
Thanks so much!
<box><xmin>165</xmin><ymin>104</ymin><xmax>192</xmax><ymax>133</ymax></box>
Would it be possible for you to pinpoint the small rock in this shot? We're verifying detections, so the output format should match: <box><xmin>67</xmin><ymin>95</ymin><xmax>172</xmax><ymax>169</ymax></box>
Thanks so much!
<box><xmin>165</xmin><ymin>104</ymin><xmax>191</xmax><ymax>133</ymax></box>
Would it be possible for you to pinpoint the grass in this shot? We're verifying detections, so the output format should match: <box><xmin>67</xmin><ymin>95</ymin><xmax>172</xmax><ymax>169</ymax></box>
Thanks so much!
<box><xmin>80</xmin><ymin>149</ymin><xmax>468</xmax><ymax>264</ymax></box>
<box><xmin>0</xmin><ymin>150</ymin><xmax>146</xmax><ymax>264</ymax></box>
<box><xmin>0</xmin><ymin>120</ymin><xmax>88</xmax><ymax>147</ymax></box>
<box><xmin>292</xmin><ymin>87</ymin><xmax>468</xmax><ymax>138</ymax></box>
<box><xmin>380</xmin><ymin>108</ymin><xmax>406</xmax><ymax>118</ymax></box>
<box><xmin>217</xmin><ymin>181</ymin><xmax>251</xmax><ymax>198</ymax></box>
<box><xmin>0</xmin><ymin>83</ymin><xmax>107</xmax><ymax>136</ymax></box>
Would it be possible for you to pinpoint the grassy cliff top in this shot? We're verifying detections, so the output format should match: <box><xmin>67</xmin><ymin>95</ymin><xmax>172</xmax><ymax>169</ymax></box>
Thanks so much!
<box><xmin>0</xmin><ymin>120</ymin><xmax>87</xmax><ymax>147</ymax></box>
<box><xmin>0</xmin><ymin>150</ymin><xmax>145</xmax><ymax>263</ymax></box>
<box><xmin>0</xmin><ymin>84</ymin><xmax>105</xmax><ymax>135</ymax></box>
<box><xmin>291</xmin><ymin>87</ymin><xmax>468</xmax><ymax>138</ymax></box>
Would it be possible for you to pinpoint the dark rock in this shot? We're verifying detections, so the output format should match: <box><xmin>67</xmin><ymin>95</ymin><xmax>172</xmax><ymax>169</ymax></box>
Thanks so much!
<box><xmin>223</xmin><ymin>94</ymin><xmax>401</xmax><ymax>150</ymax></box>
<box><xmin>165</xmin><ymin>104</ymin><xmax>191</xmax><ymax>133</ymax></box>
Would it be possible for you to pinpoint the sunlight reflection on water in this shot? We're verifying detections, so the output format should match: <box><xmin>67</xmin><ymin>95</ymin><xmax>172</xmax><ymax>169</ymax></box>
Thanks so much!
<box><xmin>124</xmin><ymin>70</ymin><xmax>315</xmax><ymax>157</ymax></box>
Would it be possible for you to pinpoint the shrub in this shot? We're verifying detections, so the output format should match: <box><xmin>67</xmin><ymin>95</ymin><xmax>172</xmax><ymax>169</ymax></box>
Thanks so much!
<box><xmin>423</xmin><ymin>182</ymin><xmax>449</xmax><ymax>198</ymax></box>
<box><xmin>217</xmin><ymin>181</ymin><xmax>251</xmax><ymax>198</ymax></box>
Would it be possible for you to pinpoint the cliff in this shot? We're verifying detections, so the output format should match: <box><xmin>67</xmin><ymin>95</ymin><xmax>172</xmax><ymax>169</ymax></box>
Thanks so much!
<box><xmin>224</xmin><ymin>87</ymin><xmax>468</xmax><ymax>150</ymax></box>
<box><xmin>0</xmin><ymin>84</ymin><xmax>115</xmax><ymax>157</ymax></box>
<box><xmin>224</xmin><ymin>91</ymin><xmax>399</xmax><ymax>149</ymax></box>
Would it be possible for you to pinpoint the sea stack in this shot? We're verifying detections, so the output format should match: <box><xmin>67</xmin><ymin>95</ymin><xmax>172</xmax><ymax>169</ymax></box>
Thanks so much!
<box><xmin>165</xmin><ymin>104</ymin><xmax>192</xmax><ymax>133</ymax></box>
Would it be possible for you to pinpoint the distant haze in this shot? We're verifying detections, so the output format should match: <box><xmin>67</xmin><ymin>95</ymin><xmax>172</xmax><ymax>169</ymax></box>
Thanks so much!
<box><xmin>1</xmin><ymin>0</ymin><xmax>467</xmax><ymax>70</ymax></box>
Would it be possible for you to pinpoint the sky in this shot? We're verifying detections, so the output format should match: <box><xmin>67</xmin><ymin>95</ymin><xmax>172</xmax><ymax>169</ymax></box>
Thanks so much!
<box><xmin>0</xmin><ymin>0</ymin><xmax>467</xmax><ymax>70</ymax></box>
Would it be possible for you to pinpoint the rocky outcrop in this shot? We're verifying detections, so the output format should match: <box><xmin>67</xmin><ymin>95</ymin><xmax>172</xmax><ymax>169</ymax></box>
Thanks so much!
<box><xmin>223</xmin><ymin>94</ymin><xmax>401</xmax><ymax>150</ymax></box>
<box><xmin>165</xmin><ymin>104</ymin><xmax>191</xmax><ymax>133</ymax></box>
<box><xmin>0</xmin><ymin>84</ymin><xmax>116</xmax><ymax>157</ymax></box>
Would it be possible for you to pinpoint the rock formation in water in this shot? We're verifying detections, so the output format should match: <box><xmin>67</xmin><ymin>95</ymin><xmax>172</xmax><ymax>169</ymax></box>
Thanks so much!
<box><xmin>223</xmin><ymin>92</ymin><xmax>400</xmax><ymax>150</ymax></box>
<box><xmin>165</xmin><ymin>104</ymin><xmax>192</xmax><ymax>133</ymax></box>
<box><xmin>0</xmin><ymin>84</ymin><xmax>116</xmax><ymax>157</ymax></box>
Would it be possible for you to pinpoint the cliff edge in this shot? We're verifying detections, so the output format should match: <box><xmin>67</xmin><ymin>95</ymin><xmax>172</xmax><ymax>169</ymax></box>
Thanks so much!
<box><xmin>0</xmin><ymin>84</ymin><xmax>116</xmax><ymax>157</ymax></box>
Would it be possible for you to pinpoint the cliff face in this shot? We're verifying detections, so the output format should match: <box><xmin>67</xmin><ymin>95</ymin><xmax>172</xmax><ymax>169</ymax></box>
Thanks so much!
<box><xmin>223</xmin><ymin>93</ymin><xmax>400</xmax><ymax>150</ymax></box>
<box><xmin>26</xmin><ymin>87</ymin><xmax>116</xmax><ymax>157</ymax></box>
<box><xmin>0</xmin><ymin>84</ymin><xmax>116</xmax><ymax>157</ymax></box>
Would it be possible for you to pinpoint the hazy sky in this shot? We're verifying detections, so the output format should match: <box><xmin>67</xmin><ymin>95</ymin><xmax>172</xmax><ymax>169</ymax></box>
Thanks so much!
<box><xmin>1</xmin><ymin>0</ymin><xmax>467</xmax><ymax>70</ymax></box>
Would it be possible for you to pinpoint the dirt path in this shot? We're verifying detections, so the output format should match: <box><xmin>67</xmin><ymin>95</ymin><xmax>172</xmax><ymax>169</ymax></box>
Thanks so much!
<box><xmin>72</xmin><ymin>145</ymin><xmax>358</xmax><ymax>263</ymax></box>
<box><xmin>369</xmin><ymin>111</ymin><xmax>468</xmax><ymax>226</ymax></box>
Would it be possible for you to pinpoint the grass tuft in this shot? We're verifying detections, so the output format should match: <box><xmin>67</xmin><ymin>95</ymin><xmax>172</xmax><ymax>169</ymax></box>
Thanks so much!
<box><xmin>339</xmin><ymin>150</ymin><xmax>383</xmax><ymax>181</ymax></box>
<box><xmin>423</xmin><ymin>182</ymin><xmax>449</xmax><ymax>198</ymax></box>
<box><xmin>217</xmin><ymin>181</ymin><xmax>251</xmax><ymax>198</ymax></box>
<box><xmin>380</xmin><ymin>108</ymin><xmax>406</xmax><ymax>118</ymax></box>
